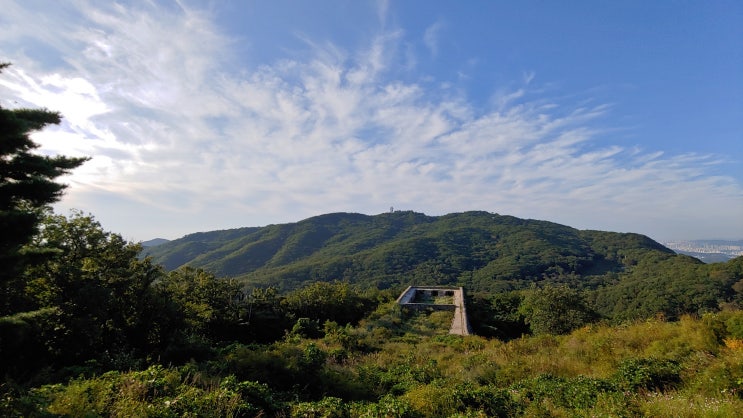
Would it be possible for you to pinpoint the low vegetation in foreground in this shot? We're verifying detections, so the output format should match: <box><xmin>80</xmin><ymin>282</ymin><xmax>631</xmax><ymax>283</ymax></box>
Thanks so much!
<box><xmin>5</xmin><ymin>304</ymin><xmax>743</xmax><ymax>417</ymax></box>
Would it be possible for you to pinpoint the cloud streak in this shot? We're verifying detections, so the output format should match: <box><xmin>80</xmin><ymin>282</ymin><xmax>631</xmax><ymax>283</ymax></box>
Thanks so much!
<box><xmin>423</xmin><ymin>21</ymin><xmax>445</xmax><ymax>57</ymax></box>
<box><xmin>0</xmin><ymin>2</ymin><xmax>741</xmax><ymax>241</ymax></box>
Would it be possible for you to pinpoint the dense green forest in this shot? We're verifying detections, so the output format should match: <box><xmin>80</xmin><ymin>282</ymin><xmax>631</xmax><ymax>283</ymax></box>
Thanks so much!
<box><xmin>145</xmin><ymin>210</ymin><xmax>743</xmax><ymax>323</ymax></box>
<box><xmin>2</xmin><ymin>63</ymin><xmax>743</xmax><ymax>416</ymax></box>
<box><xmin>144</xmin><ymin>210</ymin><xmax>672</xmax><ymax>293</ymax></box>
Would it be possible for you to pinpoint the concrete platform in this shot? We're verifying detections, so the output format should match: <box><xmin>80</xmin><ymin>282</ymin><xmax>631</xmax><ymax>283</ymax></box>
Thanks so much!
<box><xmin>396</xmin><ymin>286</ymin><xmax>472</xmax><ymax>336</ymax></box>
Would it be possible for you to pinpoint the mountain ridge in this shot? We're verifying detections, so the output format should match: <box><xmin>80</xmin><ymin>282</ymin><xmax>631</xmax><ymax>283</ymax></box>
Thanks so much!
<box><xmin>140</xmin><ymin>238</ymin><xmax>170</xmax><ymax>247</ymax></box>
<box><xmin>144</xmin><ymin>210</ymin><xmax>678</xmax><ymax>291</ymax></box>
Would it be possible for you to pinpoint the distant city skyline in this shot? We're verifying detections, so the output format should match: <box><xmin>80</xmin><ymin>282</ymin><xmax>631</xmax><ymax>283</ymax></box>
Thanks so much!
<box><xmin>663</xmin><ymin>240</ymin><xmax>743</xmax><ymax>263</ymax></box>
<box><xmin>664</xmin><ymin>240</ymin><xmax>743</xmax><ymax>255</ymax></box>
<box><xmin>1</xmin><ymin>1</ymin><xmax>741</xmax><ymax>242</ymax></box>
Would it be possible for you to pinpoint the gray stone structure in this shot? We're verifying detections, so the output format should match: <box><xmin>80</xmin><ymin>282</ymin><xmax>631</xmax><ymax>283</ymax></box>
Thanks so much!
<box><xmin>396</xmin><ymin>286</ymin><xmax>473</xmax><ymax>336</ymax></box>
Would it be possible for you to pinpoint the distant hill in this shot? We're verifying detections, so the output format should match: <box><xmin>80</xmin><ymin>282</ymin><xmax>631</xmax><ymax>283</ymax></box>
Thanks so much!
<box><xmin>144</xmin><ymin>211</ymin><xmax>743</xmax><ymax>320</ymax></box>
<box><xmin>141</xmin><ymin>238</ymin><xmax>170</xmax><ymax>247</ymax></box>
<box><xmin>144</xmin><ymin>211</ymin><xmax>669</xmax><ymax>289</ymax></box>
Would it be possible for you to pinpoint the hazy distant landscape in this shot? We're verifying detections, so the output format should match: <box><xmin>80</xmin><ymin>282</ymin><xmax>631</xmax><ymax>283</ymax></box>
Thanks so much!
<box><xmin>664</xmin><ymin>240</ymin><xmax>743</xmax><ymax>263</ymax></box>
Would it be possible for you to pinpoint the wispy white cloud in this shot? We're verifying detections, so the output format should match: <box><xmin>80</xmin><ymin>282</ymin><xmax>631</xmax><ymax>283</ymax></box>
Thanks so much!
<box><xmin>0</xmin><ymin>2</ymin><xmax>740</xmax><ymax>241</ymax></box>
<box><xmin>423</xmin><ymin>21</ymin><xmax>445</xmax><ymax>57</ymax></box>
<box><xmin>376</xmin><ymin>0</ymin><xmax>390</xmax><ymax>28</ymax></box>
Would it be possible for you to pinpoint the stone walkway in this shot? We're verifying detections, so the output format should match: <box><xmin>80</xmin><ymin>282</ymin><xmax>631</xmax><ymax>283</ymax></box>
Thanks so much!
<box><xmin>449</xmin><ymin>288</ymin><xmax>471</xmax><ymax>336</ymax></box>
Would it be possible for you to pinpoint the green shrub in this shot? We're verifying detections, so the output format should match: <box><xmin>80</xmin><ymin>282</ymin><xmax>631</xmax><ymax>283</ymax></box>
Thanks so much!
<box><xmin>725</xmin><ymin>311</ymin><xmax>743</xmax><ymax>339</ymax></box>
<box><xmin>301</xmin><ymin>343</ymin><xmax>328</xmax><ymax>371</ymax></box>
<box><xmin>450</xmin><ymin>383</ymin><xmax>521</xmax><ymax>417</ymax></box>
<box><xmin>222</xmin><ymin>344</ymin><xmax>296</xmax><ymax>389</ymax></box>
<box><xmin>26</xmin><ymin>366</ymin><xmax>278</xmax><ymax>418</ymax></box>
<box><xmin>45</xmin><ymin>375</ymin><xmax>116</xmax><ymax>416</ymax></box>
<box><xmin>357</xmin><ymin>358</ymin><xmax>442</xmax><ymax>397</ymax></box>
<box><xmin>2</xmin><ymin>383</ymin><xmax>62</xmax><ymax>418</ymax></box>
<box><xmin>518</xmin><ymin>285</ymin><xmax>598</xmax><ymax>335</ymax></box>
<box><xmin>613</xmin><ymin>357</ymin><xmax>682</xmax><ymax>392</ymax></box>
<box><xmin>291</xmin><ymin>396</ymin><xmax>348</xmax><ymax>418</ymax></box>
<box><xmin>510</xmin><ymin>374</ymin><xmax>618</xmax><ymax>410</ymax></box>
<box><xmin>401</xmin><ymin>383</ymin><xmax>452</xmax><ymax>417</ymax></box>
<box><xmin>219</xmin><ymin>376</ymin><xmax>281</xmax><ymax>415</ymax></box>
<box><xmin>292</xmin><ymin>318</ymin><xmax>323</xmax><ymax>339</ymax></box>
<box><xmin>349</xmin><ymin>395</ymin><xmax>417</xmax><ymax>418</ymax></box>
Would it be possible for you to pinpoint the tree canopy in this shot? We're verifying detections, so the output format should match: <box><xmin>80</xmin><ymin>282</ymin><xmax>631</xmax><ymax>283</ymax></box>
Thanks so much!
<box><xmin>0</xmin><ymin>63</ymin><xmax>88</xmax><ymax>314</ymax></box>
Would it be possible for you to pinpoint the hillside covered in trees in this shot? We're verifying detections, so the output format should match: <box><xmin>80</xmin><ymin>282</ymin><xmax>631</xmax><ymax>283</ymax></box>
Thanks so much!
<box><xmin>144</xmin><ymin>211</ymin><xmax>670</xmax><ymax>291</ymax></box>
<box><xmin>146</xmin><ymin>210</ymin><xmax>743</xmax><ymax>323</ymax></box>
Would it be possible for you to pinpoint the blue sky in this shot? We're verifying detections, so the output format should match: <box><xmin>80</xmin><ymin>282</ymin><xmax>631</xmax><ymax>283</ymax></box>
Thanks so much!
<box><xmin>1</xmin><ymin>0</ymin><xmax>741</xmax><ymax>242</ymax></box>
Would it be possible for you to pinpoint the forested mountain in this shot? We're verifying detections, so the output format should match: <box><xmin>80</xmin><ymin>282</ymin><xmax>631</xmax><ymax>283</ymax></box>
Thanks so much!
<box><xmin>144</xmin><ymin>210</ymin><xmax>668</xmax><ymax>290</ymax></box>
<box><xmin>144</xmin><ymin>211</ymin><xmax>743</xmax><ymax>322</ymax></box>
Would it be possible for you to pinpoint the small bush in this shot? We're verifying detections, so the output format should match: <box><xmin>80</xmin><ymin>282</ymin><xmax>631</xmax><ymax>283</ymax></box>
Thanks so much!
<box><xmin>510</xmin><ymin>374</ymin><xmax>618</xmax><ymax>410</ymax></box>
<box><xmin>349</xmin><ymin>395</ymin><xmax>417</xmax><ymax>418</ymax></box>
<box><xmin>450</xmin><ymin>383</ymin><xmax>521</xmax><ymax>417</ymax></box>
<box><xmin>725</xmin><ymin>312</ymin><xmax>743</xmax><ymax>339</ymax></box>
<box><xmin>291</xmin><ymin>397</ymin><xmax>349</xmax><ymax>418</ymax></box>
<box><xmin>292</xmin><ymin>318</ymin><xmax>323</xmax><ymax>339</ymax></box>
<box><xmin>46</xmin><ymin>375</ymin><xmax>115</xmax><ymax>416</ymax></box>
<box><xmin>613</xmin><ymin>357</ymin><xmax>682</xmax><ymax>392</ymax></box>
